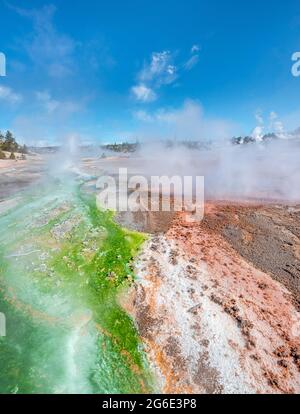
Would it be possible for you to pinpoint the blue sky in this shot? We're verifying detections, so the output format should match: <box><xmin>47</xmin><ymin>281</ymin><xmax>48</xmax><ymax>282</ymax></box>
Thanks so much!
<box><xmin>0</xmin><ymin>0</ymin><xmax>300</xmax><ymax>144</ymax></box>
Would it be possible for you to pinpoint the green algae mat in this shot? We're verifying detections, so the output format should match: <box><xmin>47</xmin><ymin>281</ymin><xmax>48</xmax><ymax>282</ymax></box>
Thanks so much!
<box><xmin>0</xmin><ymin>173</ymin><xmax>153</xmax><ymax>394</ymax></box>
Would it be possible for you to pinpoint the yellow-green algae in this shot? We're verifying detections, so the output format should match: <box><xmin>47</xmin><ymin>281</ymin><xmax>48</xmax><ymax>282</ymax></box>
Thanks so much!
<box><xmin>0</xmin><ymin>175</ymin><xmax>152</xmax><ymax>394</ymax></box>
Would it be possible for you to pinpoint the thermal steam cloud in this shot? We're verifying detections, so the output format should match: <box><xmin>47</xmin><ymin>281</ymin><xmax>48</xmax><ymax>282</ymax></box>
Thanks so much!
<box><xmin>129</xmin><ymin>100</ymin><xmax>300</xmax><ymax>202</ymax></box>
<box><xmin>133</xmin><ymin>99</ymin><xmax>237</xmax><ymax>142</ymax></box>
<box><xmin>251</xmin><ymin>111</ymin><xmax>289</xmax><ymax>141</ymax></box>
<box><xmin>133</xmin><ymin>134</ymin><xmax>300</xmax><ymax>202</ymax></box>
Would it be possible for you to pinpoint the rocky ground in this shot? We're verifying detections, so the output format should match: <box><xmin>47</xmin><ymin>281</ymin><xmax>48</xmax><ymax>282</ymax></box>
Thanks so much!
<box><xmin>0</xmin><ymin>154</ymin><xmax>45</xmax><ymax>203</ymax></box>
<box><xmin>1</xmin><ymin>154</ymin><xmax>300</xmax><ymax>394</ymax></box>
<box><xmin>124</xmin><ymin>202</ymin><xmax>300</xmax><ymax>394</ymax></box>
<box><xmin>80</xmin><ymin>155</ymin><xmax>300</xmax><ymax>394</ymax></box>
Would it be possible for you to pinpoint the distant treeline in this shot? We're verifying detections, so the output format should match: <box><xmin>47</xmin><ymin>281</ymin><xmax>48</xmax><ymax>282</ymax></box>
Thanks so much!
<box><xmin>231</xmin><ymin>133</ymin><xmax>279</xmax><ymax>145</ymax></box>
<box><xmin>0</xmin><ymin>131</ymin><xmax>28</xmax><ymax>159</ymax></box>
<box><xmin>101</xmin><ymin>142</ymin><xmax>140</xmax><ymax>153</ymax></box>
<box><xmin>101</xmin><ymin>140</ymin><xmax>213</xmax><ymax>153</ymax></box>
<box><xmin>28</xmin><ymin>146</ymin><xmax>59</xmax><ymax>154</ymax></box>
<box><xmin>164</xmin><ymin>140</ymin><xmax>211</xmax><ymax>150</ymax></box>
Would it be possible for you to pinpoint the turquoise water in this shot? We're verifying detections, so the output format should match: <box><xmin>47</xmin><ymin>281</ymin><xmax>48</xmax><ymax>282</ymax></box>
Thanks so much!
<box><xmin>0</xmin><ymin>174</ymin><xmax>152</xmax><ymax>394</ymax></box>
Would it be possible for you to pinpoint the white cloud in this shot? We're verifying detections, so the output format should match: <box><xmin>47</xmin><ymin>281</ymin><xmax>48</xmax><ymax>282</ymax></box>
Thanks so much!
<box><xmin>184</xmin><ymin>54</ymin><xmax>199</xmax><ymax>70</ymax></box>
<box><xmin>191</xmin><ymin>44</ymin><xmax>200</xmax><ymax>53</ymax></box>
<box><xmin>36</xmin><ymin>91</ymin><xmax>59</xmax><ymax>112</ymax></box>
<box><xmin>36</xmin><ymin>90</ymin><xmax>83</xmax><ymax>115</ymax></box>
<box><xmin>139</xmin><ymin>51</ymin><xmax>178</xmax><ymax>87</ymax></box>
<box><xmin>131</xmin><ymin>50</ymin><xmax>178</xmax><ymax>102</ymax></box>
<box><xmin>133</xmin><ymin>99</ymin><xmax>236</xmax><ymax>141</ymax></box>
<box><xmin>133</xmin><ymin>109</ymin><xmax>154</xmax><ymax>122</ymax></box>
<box><xmin>0</xmin><ymin>86</ymin><xmax>22</xmax><ymax>104</ymax></box>
<box><xmin>12</xmin><ymin>4</ymin><xmax>76</xmax><ymax>78</ymax></box>
<box><xmin>184</xmin><ymin>44</ymin><xmax>201</xmax><ymax>70</ymax></box>
<box><xmin>132</xmin><ymin>47</ymin><xmax>201</xmax><ymax>103</ymax></box>
<box><xmin>131</xmin><ymin>84</ymin><xmax>157</xmax><ymax>103</ymax></box>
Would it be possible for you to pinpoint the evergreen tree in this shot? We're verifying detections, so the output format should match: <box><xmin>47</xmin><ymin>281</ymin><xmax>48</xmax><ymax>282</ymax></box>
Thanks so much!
<box><xmin>0</xmin><ymin>132</ymin><xmax>4</xmax><ymax>148</ymax></box>
<box><xmin>3</xmin><ymin>131</ymin><xmax>17</xmax><ymax>152</ymax></box>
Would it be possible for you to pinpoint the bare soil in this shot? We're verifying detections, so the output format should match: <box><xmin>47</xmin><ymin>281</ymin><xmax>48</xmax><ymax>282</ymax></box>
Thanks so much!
<box><xmin>0</xmin><ymin>155</ymin><xmax>45</xmax><ymax>200</ymax></box>
<box><xmin>126</xmin><ymin>202</ymin><xmax>300</xmax><ymax>394</ymax></box>
<box><xmin>201</xmin><ymin>202</ymin><xmax>300</xmax><ymax>310</ymax></box>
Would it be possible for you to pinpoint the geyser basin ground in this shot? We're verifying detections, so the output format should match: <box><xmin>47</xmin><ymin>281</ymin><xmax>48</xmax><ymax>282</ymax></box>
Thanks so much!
<box><xmin>0</xmin><ymin>174</ymin><xmax>152</xmax><ymax>393</ymax></box>
<box><xmin>1</xmin><ymin>154</ymin><xmax>300</xmax><ymax>394</ymax></box>
<box><xmin>127</xmin><ymin>203</ymin><xmax>300</xmax><ymax>393</ymax></box>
